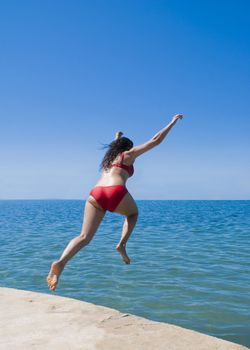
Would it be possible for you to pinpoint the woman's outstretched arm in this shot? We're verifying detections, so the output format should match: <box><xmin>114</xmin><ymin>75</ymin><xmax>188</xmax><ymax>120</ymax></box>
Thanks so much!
<box><xmin>151</xmin><ymin>114</ymin><xmax>183</xmax><ymax>144</ymax></box>
<box><xmin>127</xmin><ymin>114</ymin><xmax>183</xmax><ymax>159</ymax></box>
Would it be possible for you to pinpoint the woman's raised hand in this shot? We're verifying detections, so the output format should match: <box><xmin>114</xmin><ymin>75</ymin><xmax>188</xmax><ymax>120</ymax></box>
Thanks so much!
<box><xmin>115</xmin><ymin>131</ymin><xmax>123</xmax><ymax>140</ymax></box>
<box><xmin>172</xmin><ymin>114</ymin><xmax>184</xmax><ymax>123</ymax></box>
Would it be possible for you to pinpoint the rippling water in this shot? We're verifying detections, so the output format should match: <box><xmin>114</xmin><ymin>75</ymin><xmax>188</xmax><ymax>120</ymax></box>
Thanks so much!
<box><xmin>0</xmin><ymin>200</ymin><xmax>249</xmax><ymax>347</ymax></box>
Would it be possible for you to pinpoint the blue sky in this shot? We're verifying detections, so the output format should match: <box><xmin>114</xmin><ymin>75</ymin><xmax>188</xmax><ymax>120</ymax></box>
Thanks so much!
<box><xmin>1</xmin><ymin>0</ymin><xmax>249</xmax><ymax>199</ymax></box>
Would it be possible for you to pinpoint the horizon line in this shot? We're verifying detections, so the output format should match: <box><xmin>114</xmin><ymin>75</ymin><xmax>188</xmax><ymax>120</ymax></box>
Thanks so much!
<box><xmin>0</xmin><ymin>198</ymin><xmax>249</xmax><ymax>201</ymax></box>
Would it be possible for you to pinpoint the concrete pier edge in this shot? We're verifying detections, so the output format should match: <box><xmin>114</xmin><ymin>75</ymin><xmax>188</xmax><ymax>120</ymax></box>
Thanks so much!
<box><xmin>0</xmin><ymin>287</ymin><xmax>248</xmax><ymax>350</ymax></box>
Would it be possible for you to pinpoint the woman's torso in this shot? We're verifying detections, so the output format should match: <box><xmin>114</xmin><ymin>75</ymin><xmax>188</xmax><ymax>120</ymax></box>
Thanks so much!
<box><xmin>95</xmin><ymin>152</ymin><xmax>134</xmax><ymax>187</ymax></box>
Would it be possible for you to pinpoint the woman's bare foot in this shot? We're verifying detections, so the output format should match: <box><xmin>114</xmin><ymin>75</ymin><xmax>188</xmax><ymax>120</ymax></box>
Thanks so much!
<box><xmin>116</xmin><ymin>244</ymin><xmax>130</xmax><ymax>264</ymax></box>
<box><xmin>46</xmin><ymin>261</ymin><xmax>65</xmax><ymax>291</ymax></box>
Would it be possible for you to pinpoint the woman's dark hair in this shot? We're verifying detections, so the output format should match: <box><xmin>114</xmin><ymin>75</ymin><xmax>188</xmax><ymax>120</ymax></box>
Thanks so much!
<box><xmin>101</xmin><ymin>137</ymin><xmax>133</xmax><ymax>170</ymax></box>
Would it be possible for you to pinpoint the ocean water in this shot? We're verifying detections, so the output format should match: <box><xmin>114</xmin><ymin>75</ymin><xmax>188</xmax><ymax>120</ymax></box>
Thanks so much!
<box><xmin>0</xmin><ymin>200</ymin><xmax>249</xmax><ymax>347</ymax></box>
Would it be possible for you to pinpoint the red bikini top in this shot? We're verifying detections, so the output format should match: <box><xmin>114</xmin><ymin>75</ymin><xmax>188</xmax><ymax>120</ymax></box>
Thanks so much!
<box><xmin>111</xmin><ymin>152</ymin><xmax>134</xmax><ymax>177</ymax></box>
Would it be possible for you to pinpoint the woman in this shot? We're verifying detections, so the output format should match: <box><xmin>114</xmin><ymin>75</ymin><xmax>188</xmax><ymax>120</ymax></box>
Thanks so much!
<box><xmin>47</xmin><ymin>114</ymin><xmax>183</xmax><ymax>291</ymax></box>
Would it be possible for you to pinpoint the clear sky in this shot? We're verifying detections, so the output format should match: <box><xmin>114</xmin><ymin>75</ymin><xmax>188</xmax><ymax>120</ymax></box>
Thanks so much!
<box><xmin>1</xmin><ymin>0</ymin><xmax>249</xmax><ymax>199</ymax></box>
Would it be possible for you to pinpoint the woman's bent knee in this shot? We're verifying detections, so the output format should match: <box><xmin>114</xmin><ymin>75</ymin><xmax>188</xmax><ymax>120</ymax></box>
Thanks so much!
<box><xmin>128</xmin><ymin>212</ymin><xmax>138</xmax><ymax>220</ymax></box>
<box><xmin>78</xmin><ymin>234</ymin><xmax>92</xmax><ymax>246</ymax></box>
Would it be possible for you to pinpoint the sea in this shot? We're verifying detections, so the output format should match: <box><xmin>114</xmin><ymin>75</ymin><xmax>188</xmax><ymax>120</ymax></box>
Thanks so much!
<box><xmin>0</xmin><ymin>200</ymin><xmax>249</xmax><ymax>348</ymax></box>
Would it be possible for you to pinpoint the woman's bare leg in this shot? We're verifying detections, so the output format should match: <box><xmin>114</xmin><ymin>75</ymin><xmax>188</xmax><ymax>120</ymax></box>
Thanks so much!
<box><xmin>113</xmin><ymin>192</ymin><xmax>138</xmax><ymax>264</ymax></box>
<box><xmin>47</xmin><ymin>200</ymin><xmax>105</xmax><ymax>291</ymax></box>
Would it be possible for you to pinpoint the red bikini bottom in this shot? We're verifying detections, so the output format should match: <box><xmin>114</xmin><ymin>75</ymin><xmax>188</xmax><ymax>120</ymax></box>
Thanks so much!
<box><xmin>89</xmin><ymin>185</ymin><xmax>128</xmax><ymax>212</ymax></box>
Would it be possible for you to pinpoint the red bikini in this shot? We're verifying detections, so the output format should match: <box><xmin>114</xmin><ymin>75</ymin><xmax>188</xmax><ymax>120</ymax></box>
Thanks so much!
<box><xmin>110</xmin><ymin>152</ymin><xmax>134</xmax><ymax>177</ymax></box>
<box><xmin>90</xmin><ymin>153</ymin><xmax>134</xmax><ymax>212</ymax></box>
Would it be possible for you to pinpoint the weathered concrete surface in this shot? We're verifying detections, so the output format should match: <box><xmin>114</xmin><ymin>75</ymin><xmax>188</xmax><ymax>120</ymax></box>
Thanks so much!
<box><xmin>0</xmin><ymin>287</ymin><xmax>248</xmax><ymax>350</ymax></box>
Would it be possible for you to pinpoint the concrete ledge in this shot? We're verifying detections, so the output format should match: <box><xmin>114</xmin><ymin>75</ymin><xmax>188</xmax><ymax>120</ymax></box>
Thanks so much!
<box><xmin>0</xmin><ymin>287</ymin><xmax>248</xmax><ymax>350</ymax></box>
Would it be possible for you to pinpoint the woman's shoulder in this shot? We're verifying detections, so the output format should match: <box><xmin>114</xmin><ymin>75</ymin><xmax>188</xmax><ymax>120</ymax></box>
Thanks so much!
<box><xmin>121</xmin><ymin>151</ymin><xmax>134</xmax><ymax>165</ymax></box>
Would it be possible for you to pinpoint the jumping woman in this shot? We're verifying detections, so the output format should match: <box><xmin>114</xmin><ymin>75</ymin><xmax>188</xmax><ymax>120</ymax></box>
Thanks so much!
<box><xmin>47</xmin><ymin>114</ymin><xmax>183</xmax><ymax>291</ymax></box>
